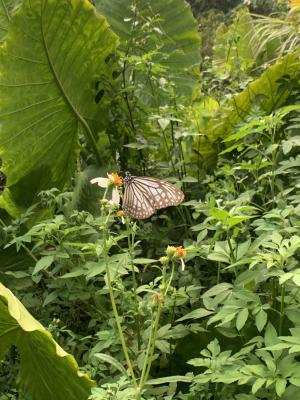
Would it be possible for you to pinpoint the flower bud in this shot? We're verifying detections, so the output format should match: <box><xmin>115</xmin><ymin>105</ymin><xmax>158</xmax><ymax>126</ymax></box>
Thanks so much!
<box><xmin>159</xmin><ymin>256</ymin><xmax>169</xmax><ymax>265</ymax></box>
<box><xmin>166</xmin><ymin>246</ymin><xmax>176</xmax><ymax>258</ymax></box>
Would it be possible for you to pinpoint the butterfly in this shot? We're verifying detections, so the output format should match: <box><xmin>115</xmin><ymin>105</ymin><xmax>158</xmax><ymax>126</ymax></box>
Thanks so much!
<box><xmin>122</xmin><ymin>172</ymin><xmax>184</xmax><ymax>219</ymax></box>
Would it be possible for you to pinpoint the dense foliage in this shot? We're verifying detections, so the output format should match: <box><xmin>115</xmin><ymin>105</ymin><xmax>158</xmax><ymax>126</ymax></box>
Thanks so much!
<box><xmin>1</xmin><ymin>0</ymin><xmax>300</xmax><ymax>399</ymax></box>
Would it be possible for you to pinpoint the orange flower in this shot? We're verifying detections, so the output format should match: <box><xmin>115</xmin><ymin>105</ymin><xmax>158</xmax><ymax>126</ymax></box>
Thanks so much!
<box><xmin>175</xmin><ymin>246</ymin><xmax>187</xmax><ymax>258</ymax></box>
<box><xmin>290</xmin><ymin>0</ymin><xmax>300</xmax><ymax>9</ymax></box>
<box><xmin>116</xmin><ymin>210</ymin><xmax>124</xmax><ymax>217</ymax></box>
<box><xmin>110</xmin><ymin>173</ymin><xmax>123</xmax><ymax>187</ymax></box>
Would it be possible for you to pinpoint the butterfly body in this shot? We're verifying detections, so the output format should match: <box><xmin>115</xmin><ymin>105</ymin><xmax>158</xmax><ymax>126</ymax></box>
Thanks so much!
<box><xmin>123</xmin><ymin>172</ymin><xmax>184</xmax><ymax>219</ymax></box>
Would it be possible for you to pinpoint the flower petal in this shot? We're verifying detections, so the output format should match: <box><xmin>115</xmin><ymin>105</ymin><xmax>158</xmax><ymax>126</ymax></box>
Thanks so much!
<box><xmin>90</xmin><ymin>177</ymin><xmax>109</xmax><ymax>188</ymax></box>
<box><xmin>180</xmin><ymin>258</ymin><xmax>185</xmax><ymax>271</ymax></box>
<box><xmin>110</xmin><ymin>188</ymin><xmax>120</xmax><ymax>205</ymax></box>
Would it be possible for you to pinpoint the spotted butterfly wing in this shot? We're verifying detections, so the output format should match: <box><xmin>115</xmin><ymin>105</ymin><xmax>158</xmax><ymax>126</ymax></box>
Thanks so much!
<box><xmin>123</xmin><ymin>173</ymin><xmax>184</xmax><ymax>219</ymax></box>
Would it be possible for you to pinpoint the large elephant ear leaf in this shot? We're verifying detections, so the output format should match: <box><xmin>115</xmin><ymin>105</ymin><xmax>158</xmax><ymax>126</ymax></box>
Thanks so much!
<box><xmin>0</xmin><ymin>0</ymin><xmax>21</xmax><ymax>42</ymax></box>
<box><xmin>0</xmin><ymin>0</ymin><xmax>119</xmax><ymax>216</ymax></box>
<box><xmin>95</xmin><ymin>0</ymin><xmax>201</xmax><ymax>100</ymax></box>
<box><xmin>0</xmin><ymin>283</ymin><xmax>94</xmax><ymax>399</ymax></box>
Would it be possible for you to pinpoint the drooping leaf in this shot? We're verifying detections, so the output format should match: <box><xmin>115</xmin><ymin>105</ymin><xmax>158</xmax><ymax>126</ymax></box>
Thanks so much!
<box><xmin>95</xmin><ymin>0</ymin><xmax>201</xmax><ymax>99</ymax></box>
<box><xmin>206</xmin><ymin>52</ymin><xmax>300</xmax><ymax>143</ymax></box>
<box><xmin>0</xmin><ymin>0</ymin><xmax>119</xmax><ymax>216</ymax></box>
<box><xmin>0</xmin><ymin>283</ymin><xmax>94</xmax><ymax>399</ymax></box>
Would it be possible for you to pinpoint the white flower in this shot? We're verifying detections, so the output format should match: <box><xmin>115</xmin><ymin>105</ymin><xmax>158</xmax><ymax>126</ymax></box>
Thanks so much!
<box><xmin>180</xmin><ymin>258</ymin><xmax>185</xmax><ymax>271</ymax></box>
<box><xmin>90</xmin><ymin>173</ymin><xmax>122</xmax><ymax>206</ymax></box>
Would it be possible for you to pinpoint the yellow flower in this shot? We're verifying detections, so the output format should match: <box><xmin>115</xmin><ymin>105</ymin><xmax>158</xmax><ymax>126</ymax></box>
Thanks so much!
<box><xmin>290</xmin><ymin>0</ymin><xmax>300</xmax><ymax>10</ymax></box>
<box><xmin>116</xmin><ymin>210</ymin><xmax>124</xmax><ymax>217</ymax></box>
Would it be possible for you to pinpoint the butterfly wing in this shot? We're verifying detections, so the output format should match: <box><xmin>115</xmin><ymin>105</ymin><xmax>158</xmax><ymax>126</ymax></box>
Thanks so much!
<box><xmin>131</xmin><ymin>176</ymin><xmax>184</xmax><ymax>210</ymax></box>
<box><xmin>122</xmin><ymin>178</ymin><xmax>156</xmax><ymax>219</ymax></box>
<box><xmin>123</xmin><ymin>176</ymin><xmax>184</xmax><ymax>219</ymax></box>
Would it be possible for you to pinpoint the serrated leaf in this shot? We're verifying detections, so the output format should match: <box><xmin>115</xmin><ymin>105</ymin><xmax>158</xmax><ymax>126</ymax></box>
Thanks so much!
<box><xmin>202</xmin><ymin>283</ymin><xmax>233</xmax><ymax>298</ymax></box>
<box><xmin>275</xmin><ymin>378</ymin><xmax>287</xmax><ymax>397</ymax></box>
<box><xmin>236</xmin><ymin>308</ymin><xmax>249</xmax><ymax>331</ymax></box>
<box><xmin>32</xmin><ymin>255</ymin><xmax>54</xmax><ymax>275</ymax></box>
<box><xmin>60</xmin><ymin>269</ymin><xmax>85</xmax><ymax>279</ymax></box>
<box><xmin>133</xmin><ymin>258</ymin><xmax>157</xmax><ymax>264</ymax></box>
<box><xmin>263</xmin><ymin>343</ymin><xmax>290</xmax><ymax>351</ymax></box>
<box><xmin>265</xmin><ymin>323</ymin><xmax>278</xmax><ymax>347</ymax></box>
<box><xmin>176</xmin><ymin>308</ymin><xmax>213</xmax><ymax>322</ymax></box>
<box><xmin>256</xmin><ymin>309</ymin><xmax>268</xmax><ymax>332</ymax></box>
<box><xmin>94</xmin><ymin>353</ymin><xmax>128</xmax><ymax>377</ymax></box>
<box><xmin>145</xmin><ymin>375</ymin><xmax>192</xmax><ymax>385</ymax></box>
<box><xmin>252</xmin><ymin>378</ymin><xmax>265</xmax><ymax>394</ymax></box>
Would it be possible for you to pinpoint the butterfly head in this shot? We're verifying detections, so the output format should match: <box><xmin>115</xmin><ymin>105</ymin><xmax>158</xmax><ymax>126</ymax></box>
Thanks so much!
<box><xmin>124</xmin><ymin>171</ymin><xmax>133</xmax><ymax>186</ymax></box>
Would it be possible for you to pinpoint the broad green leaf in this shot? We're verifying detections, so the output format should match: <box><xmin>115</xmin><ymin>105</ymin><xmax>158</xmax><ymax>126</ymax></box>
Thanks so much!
<box><xmin>228</xmin><ymin>215</ymin><xmax>255</xmax><ymax>229</ymax></box>
<box><xmin>145</xmin><ymin>375</ymin><xmax>192</xmax><ymax>385</ymax></box>
<box><xmin>95</xmin><ymin>0</ymin><xmax>201</xmax><ymax>99</ymax></box>
<box><xmin>211</xmin><ymin>208</ymin><xmax>228</xmax><ymax>223</ymax></box>
<box><xmin>0</xmin><ymin>283</ymin><xmax>94</xmax><ymax>399</ymax></box>
<box><xmin>176</xmin><ymin>308</ymin><xmax>213</xmax><ymax>322</ymax></box>
<box><xmin>133</xmin><ymin>258</ymin><xmax>157</xmax><ymax>264</ymax></box>
<box><xmin>263</xmin><ymin>343</ymin><xmax>290</xmax><ymax>351</ymax></box>
<box><xmin>206</xmin><ymin>52</ymin><xmax>300</xmax><ymax>143</ymax></box>
<box><xmin>252</xmin><ymin>378</ymin><xmax>265</xmax><ymax>394</ymax></box>
<box><xmin>202</xmin><ymin>283</ymin><xmax>233</xmax><ymax>298</ymax></box>
<box><xmin>265</xmin><ymin>323</ymin><xmax>278</xmax><ymax>347</ymax></box>
<box><xmin>60</xmin><ymin>269</ymin><xmax>85</xmax><ymax>279</ymax></box>
<box><xmin>0</xmin><ymin>0</ymin><xmax>119</xmax><ymax>216</ymax></box>
<box><xmin>255</xmin><ymin>309</ymin><xmax>268</xmax><ymax>332</ymax></box>
<box><xmin>276</xmin><ymin>378</ymin><xmax>287</xmax><ymax>397</ymax></box>
<box><xmin>0</xmin><ymin>0</ymin><xmax>21</xmax><ymax>42</ymax></box>
<box><xmin>155</xmin><ymin>339</ymin><xmax>170</xmax><ymax>353</ymax></box>
<box><xmin>236</xmin><ymin>308</ymin><xmax>249</xmax><ymax>331</ymax></box>
<box><xmin>94</xmin><ymin>353</ymin><xmax>128</xmax><ymax>377</ymax></box>
<box><xmin>32</xmin><ymin>255</ymin><xmax>54</xmax><ymax>275</ymax></box>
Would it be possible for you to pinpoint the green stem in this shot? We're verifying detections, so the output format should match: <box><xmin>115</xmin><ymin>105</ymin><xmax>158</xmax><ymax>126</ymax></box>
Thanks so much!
<box><xmin>217</xmin><ymin>262</ymin><xmax>221</xmax><ymax>284</ymax></box>
<box><xmin>103</xmin><ymin>244</ymin><xmax>138</xmax><ymax>390</ymax></box>
<box><xmin>227</xmin><ymin>234</ymin><xmax>237</xmax><ymax>277</ymax></box>
<box><xmin>272</xmin><ymin>277</ymin><xmax>278</xmax><ymax>310</ymax></box>
<box><xmin>139</xmin><ymin>298</ymin><xmax>162</xmax><ymax>390</ymax></box>
<box><xmin>101</xmin><ymin>206</ymin><xmax>137</xmax><ymax>391</ymax></box>
<box><xmin>126</xmin><ymin>218</ymin><xmax>142</xmax><ymax>350</ymax></box>
<box><xmin>0</xmin><ymin>218</ymin><xmax>38</xmax><ymax>264</ymax></box>
<box><xmin>21</xmin><ymin>243</ymin><xmax>38</xmax><ymax>263</ymax></box>
<box><xmin>139</xmin><ymin>264</ymin><xmax>174</xmax><ymax>391</ymax></box>
<box><xmin>279</xmin><ymin>283</ymin><xmax>285</xmax><ymax>336</ymax></box>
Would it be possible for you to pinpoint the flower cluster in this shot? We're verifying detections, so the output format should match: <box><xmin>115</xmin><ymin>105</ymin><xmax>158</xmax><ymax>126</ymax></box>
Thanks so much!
<box><xmin>160</xmin><ymin>245</ymin><xmax>187</xmax><ymax>270</ymax></box>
